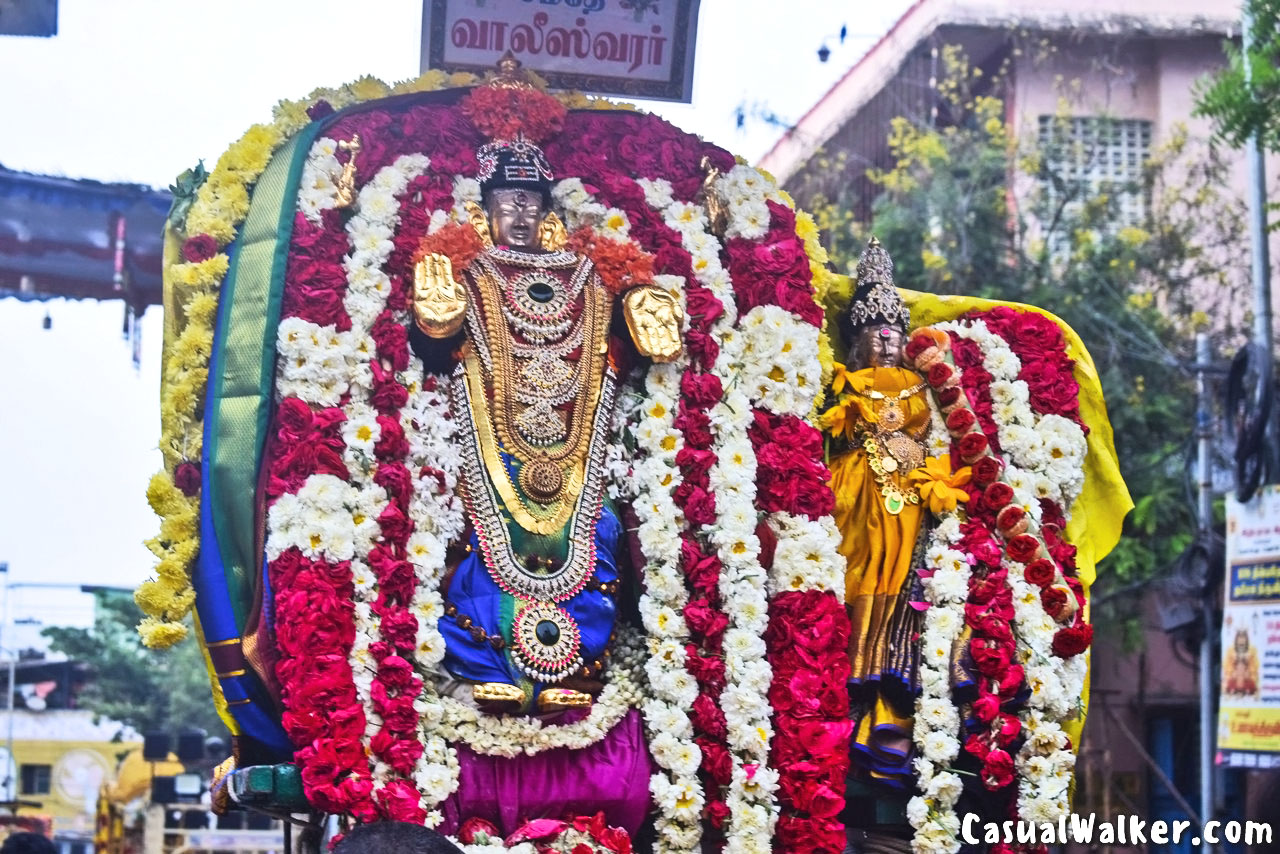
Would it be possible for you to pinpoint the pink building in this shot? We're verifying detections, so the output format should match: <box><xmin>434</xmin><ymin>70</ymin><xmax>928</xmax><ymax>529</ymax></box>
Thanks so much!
<box><xmin>761</xmin><ymin>0</ymin><xmax>1280</xmax><ymax>846</ymax></box>
<box><xmin>762</xmin><ymin>0</ymin><xmax>1272</xmax><ymax>217</ymax></box>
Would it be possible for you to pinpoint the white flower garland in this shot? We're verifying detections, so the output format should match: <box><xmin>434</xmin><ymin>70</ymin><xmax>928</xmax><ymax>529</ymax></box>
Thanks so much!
<box><xmin>765</xmin><ymin>512</ymin><xmax>844</xmax><ymax>598</ymax></box>
<box><xmin>736</xmin><ymin>305</ymin><xmax>823</xmax><ymax>418</ymax></box>
<box><xmin>669</xmin><ymin>208</ymin><xmax>783</xmax><ymax>854</ymax></box>
<box><xmin>556</xmin><ymin>177</ymin><xmax>706</xmax><ymax>853</ymax></box>
<box><xmin>337</xmin><ymin>152</ymin><xmax>465</xmax><ymax>821</ymax></box>
<box><xmin>435</xmin><ymin>626</ymin><xmax>646</xmax><ymax>756</ymax></box>
<box><xmin>398</xmin><ymin>362</ymin><xmax>466</xmax><ymax>822</ymax></box>
<box><xmin>907</xmin><ymin>320</ymin><xmax>1089</xmax><ymax>853</ymax></box>
<box><xmin>298</xmin><ymin>137</ymin><xmax>344</xmax><ymax>223</ymax></box>
<box><xmin>717</xmin><ymin>164</ymin><xmax>776</xmax><ymax>241</ymax></box>
<box><xmin>908</xmin><ymin>470</ymin><xmax>969</xmax><ymax>854</ymax></box>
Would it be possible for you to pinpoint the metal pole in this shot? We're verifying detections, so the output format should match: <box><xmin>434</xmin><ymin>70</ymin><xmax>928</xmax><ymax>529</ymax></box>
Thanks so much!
<box><xmin>1244</xmin><ymin>0</ymin><xmax>1273</xmax><ymax>353</ymax></box>
<box><xmin>1196</xmin><ymin>332</ymin><xmax>1214</xmax><ymax>854</ymax></box>
<box><xmin>1</xmin><ymin>563</ymin><xmax>12</xmax><ymax>804</ymax></box>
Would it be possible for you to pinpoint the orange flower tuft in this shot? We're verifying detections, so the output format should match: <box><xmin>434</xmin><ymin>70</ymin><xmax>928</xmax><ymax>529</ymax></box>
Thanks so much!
<box><xmin>414</xmin><ymin>223</ymin><xmax>485</xmax><ymax>281</ymax></box>
<box><xmin>566</xmin><ymin>228</ymin><xmax>655</xmax><ymax>296</ymax></box>
<box><xmin>459</xmin><ymin>85</ymin><xmax>567</xmax><ymax>144</ymax></box>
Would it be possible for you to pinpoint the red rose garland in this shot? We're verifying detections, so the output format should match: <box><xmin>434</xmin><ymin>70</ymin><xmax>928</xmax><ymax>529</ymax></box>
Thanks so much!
<box><xmin>978</xmin><ymin>307</ymin><xmax>1086</xmax><ymax>431</ymax></box>
<box><xmin>267</xmin><ymin>112</ymin><xmax>468</xmax><ymax>823</ymax></box>
<box><xmin>363</xmin><ymin>163</ymin><xmax>470</xmax><ymax>823</ymax></box>
<box><xmin>906</xmin><ymin>312</ymin><xmax>1091</xmax><ymax>848</ymax></box>
<box><xmin>728</xmin><ymin>202</ymin><xmax>850</xmax><ymax>854</ymax></box>
<box><xmin>268</xmin><ymin>193</ymin><xmax>375</xmax><ymax>819</ymax></box>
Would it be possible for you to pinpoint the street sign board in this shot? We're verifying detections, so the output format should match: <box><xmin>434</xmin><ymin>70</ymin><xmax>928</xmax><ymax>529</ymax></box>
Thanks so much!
<box><xmin>0</xmin><ymin>0</ymin><xmax>56</xmax><ymax>36</ymax></box>
<box><xmin>421</xmin><ymin>0</ymin><xmax>701</xmax><ymax>102</ymax></box>
<box><xmin>1217</xmin><ymin>484</ymin><xmax>1280</xmax><ymax>768</ymax></box>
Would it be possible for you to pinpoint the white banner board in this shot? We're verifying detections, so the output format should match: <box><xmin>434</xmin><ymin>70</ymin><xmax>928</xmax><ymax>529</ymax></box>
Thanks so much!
<box><xmin>421</xmin><ymin>0</ymin><xmax>701</xmax><ymax>102</ymax></box>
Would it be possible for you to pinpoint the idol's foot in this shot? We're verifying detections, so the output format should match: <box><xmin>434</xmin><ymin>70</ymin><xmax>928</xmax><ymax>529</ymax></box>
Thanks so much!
<box><xmin>536</xmin><ymin>688</ymin><xmax>593</xmax><ymax>712</ymax></box>
<box><xmin>473</xmin><ymin>681</ymin><xmax>525</xmax><ymax>712</ymax></box>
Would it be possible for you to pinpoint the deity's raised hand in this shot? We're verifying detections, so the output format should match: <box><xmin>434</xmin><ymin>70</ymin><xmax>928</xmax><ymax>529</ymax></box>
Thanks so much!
<box><xmin>623</xmin><ymin>284</ymin><xmax>684</xmax><ymax>363</ymax></box>
<box><xmin>413</xmin><ymin>252</ymin><xmax>468</xmax><ymax>338</ymax></box>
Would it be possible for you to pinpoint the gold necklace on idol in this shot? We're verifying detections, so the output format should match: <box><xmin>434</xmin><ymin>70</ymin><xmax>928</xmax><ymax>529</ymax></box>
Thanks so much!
<box><xmin>852</xmin><ymin>381</ymin><xmax>927</xmax><ymax>515</ymax></box>
<box><xmin>465</xmin><ymin>251</ymin><xmax>611</xmax><ymax>534</ymax></box>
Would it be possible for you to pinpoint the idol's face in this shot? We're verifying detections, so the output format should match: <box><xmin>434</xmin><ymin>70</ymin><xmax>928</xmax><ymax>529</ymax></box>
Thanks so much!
<box><xmin>487</xmin><ymin>188</ymin><xmax>546</xmax><ymax>249</ymax></box>
<box><xmin>851</xmin><ymin>324</ymin><xmax>904</xmax><ymax>369</ymax></box>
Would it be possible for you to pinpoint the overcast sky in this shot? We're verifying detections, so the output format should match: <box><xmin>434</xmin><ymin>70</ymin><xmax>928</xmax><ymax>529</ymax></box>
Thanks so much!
<box><xmin>0</xmin><ymin>0</ymin><xmax>911</xmax><ymax>634</ymax></box>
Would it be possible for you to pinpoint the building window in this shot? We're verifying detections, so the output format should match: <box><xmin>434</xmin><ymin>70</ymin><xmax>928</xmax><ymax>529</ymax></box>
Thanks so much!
<box><xmin>1037</xmin><ymin>116</ymin><xmax>1152</xmax><ymax>252</ymax></box>
<box><xmin>20</xmin><ymin>763</ymin><xmax>51</xmax><ymax>795</ymax></box>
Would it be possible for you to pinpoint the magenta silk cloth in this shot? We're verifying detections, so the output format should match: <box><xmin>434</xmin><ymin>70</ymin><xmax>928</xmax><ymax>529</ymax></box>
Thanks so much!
<box><xmin>438</xmin><ymin>709</ymin><xmax>655</xmax><ymax>836</ymax></box>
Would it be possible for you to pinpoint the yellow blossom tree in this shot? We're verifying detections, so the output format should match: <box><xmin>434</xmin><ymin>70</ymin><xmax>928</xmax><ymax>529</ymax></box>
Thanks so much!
<box><xmin>796</xmin><ymin>44</ymin><xmax>1252</xmax><ymax>640</ymax></box>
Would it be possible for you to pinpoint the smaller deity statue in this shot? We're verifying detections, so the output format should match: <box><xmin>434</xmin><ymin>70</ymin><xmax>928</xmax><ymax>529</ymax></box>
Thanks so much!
<box><xmin>824</xmin><ymin>238</ymin><xmax>933</xmax><ymax>797</ymax></box>
<box><xmin>409</xmin><ymin>134</ymin><xmax>682</xmax><ymax>716</ymax></box>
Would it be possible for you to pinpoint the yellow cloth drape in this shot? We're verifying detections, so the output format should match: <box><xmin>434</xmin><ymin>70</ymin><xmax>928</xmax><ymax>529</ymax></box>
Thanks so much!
<box><xmin>833</xmin><ymin>366</ymin><xmax>929</xmax><ymax>678</ymax></box>
<box><xmin>832</xmin><ymin>366</ymin><xmax>931</xmax><ymax>786</ymax></box>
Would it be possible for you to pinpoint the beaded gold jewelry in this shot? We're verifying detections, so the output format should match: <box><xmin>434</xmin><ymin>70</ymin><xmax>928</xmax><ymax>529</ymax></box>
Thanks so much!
<box><xmin>853</xmin><ymin>380</ymin><xmax>928</xmax><ymax>512</ymax></box>
<box><xmin>863</xmin><ymin>434</ymin><xmax>922</xmax><ymax>515</ymax></box>
<box><xmin>468</xmin><ymin>252</ymin><xmax>611</xmax><ymax>507</ymax></box>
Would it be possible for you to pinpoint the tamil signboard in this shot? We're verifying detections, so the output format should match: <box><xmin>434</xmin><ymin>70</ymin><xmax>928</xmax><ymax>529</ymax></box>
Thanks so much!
<box><xmin>0</xmin><ymin>0</ymin><xmax>57</xmax><ymax>36</ymax></box>
<box><xmin>421</xmin><ymin>0</ymin><xmax>701</xmax><ymax>102</ymax></box>
<box><xmin>1217</xmin><ymin>484</ymin><xmax>1280</xmax><ymax>769</ymax></box>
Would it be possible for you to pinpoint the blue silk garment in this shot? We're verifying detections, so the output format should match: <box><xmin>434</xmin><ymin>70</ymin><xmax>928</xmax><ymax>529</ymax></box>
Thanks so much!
<box><xmin>438</xmin><ymin>496</ymin><xmax>621</xmax><ymax>701</ymax></box>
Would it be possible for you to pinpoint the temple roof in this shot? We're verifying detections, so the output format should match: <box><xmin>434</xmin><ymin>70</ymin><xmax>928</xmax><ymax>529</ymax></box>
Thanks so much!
<box><xmin>0</xmin><ymin>163</ymin><xmax>170</xmax><ymax>306</ymax></box>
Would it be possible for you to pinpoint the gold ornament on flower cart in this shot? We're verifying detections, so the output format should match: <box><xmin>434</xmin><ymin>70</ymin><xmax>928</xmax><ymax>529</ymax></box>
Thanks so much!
<box><xmin>699</xmin><ymin>154</ymin><xmax>728</xmax><ymax>237</ymax></box>
<box><xmin>488</xmin><ymin>50</ymin><xmax>536</xmax><ymax>91</ymax></box>
<box><xmin>334</xmin><ymin>134</ymin><xmax>362</xmax><ymax>210</ymax></box>
<box><xmin>464</xmin><ymin>200</ymin><xmax>496</xmax><ymax>250</ymax></box>
<box><xmin>539</xmin><ymin>211</ymin><xmax>569</xmax><ymax>251</ymax></box>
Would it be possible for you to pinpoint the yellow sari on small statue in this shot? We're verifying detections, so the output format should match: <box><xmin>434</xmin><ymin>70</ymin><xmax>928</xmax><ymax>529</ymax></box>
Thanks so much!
<box><xmin>828</xmin><ymin>365</ymin><xmax>931</xmax><ymax>789</ymax></box>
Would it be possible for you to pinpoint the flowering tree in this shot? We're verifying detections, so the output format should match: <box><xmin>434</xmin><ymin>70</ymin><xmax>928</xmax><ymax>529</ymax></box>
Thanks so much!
<box><xmin>43</xmin><ymin>591</ymin><xmax>227</xmax><ymax>738</ymax></box>
<box><xmin>798</xmin><ymin>45</ymin><xmax>1251</xmax><ymax>636</ymax></box>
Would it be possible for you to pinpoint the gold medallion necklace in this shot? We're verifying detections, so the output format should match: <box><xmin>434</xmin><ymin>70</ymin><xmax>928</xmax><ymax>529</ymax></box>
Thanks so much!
<box><xmin>853</xmin><ymin>380</ymin><xmax>927</xmax><ymax>514</ymax></box>
<box><xmin>466</xmin><ymin>253</ymin><xmax>611</xmax><ymax>529</ymax></box>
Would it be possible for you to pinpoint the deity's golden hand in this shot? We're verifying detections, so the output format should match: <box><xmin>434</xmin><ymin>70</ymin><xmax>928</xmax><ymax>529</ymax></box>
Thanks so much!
<box><xmin>413</xmin><ymin>253</ymin><xmax>468</xmax><ymax>338</ymax></box>
<box><xmin>623</xmin><ymin>284</ymin><xmax>684</xmax><ymax>363</ymax></box>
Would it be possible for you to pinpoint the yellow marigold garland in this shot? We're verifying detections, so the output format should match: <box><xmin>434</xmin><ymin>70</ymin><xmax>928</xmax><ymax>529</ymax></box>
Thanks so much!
<box><xmin>794</xmin><ymin>207</ymin><xmax>839</xmax><ymax>407</ymax></box>
<box><xmin>137</xmin><ymin>69</ymin><xmax>479</xmax><ymax>648</ymax></box>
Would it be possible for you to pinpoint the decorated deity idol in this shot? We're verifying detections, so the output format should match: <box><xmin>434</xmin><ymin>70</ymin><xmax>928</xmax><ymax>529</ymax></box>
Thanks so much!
<box><xmin>822</xmin><ymin>239</ymin><xmax>961</xmax><ymax>795</ymax></box>
<box><xmin>407</xmin><ymin>131</ymin><xmax>681</xmax><ymax>714</ymax></box>
<box><xmin>141</xmin><ymin>54</ymin><xmax>1128</xmax><ymax>854</ymax></box>
<box><xmin>821</xmin><ymin>237</ymin><xmax>1126</xmax><ymax>851</ymax></box>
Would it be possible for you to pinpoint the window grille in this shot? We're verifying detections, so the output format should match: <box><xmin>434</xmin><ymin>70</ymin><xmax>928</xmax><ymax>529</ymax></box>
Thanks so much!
<box><xmin>1037</xmin><ymin>116</ymin><xmax>1152</xmax><ymax>253</ymax></box>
